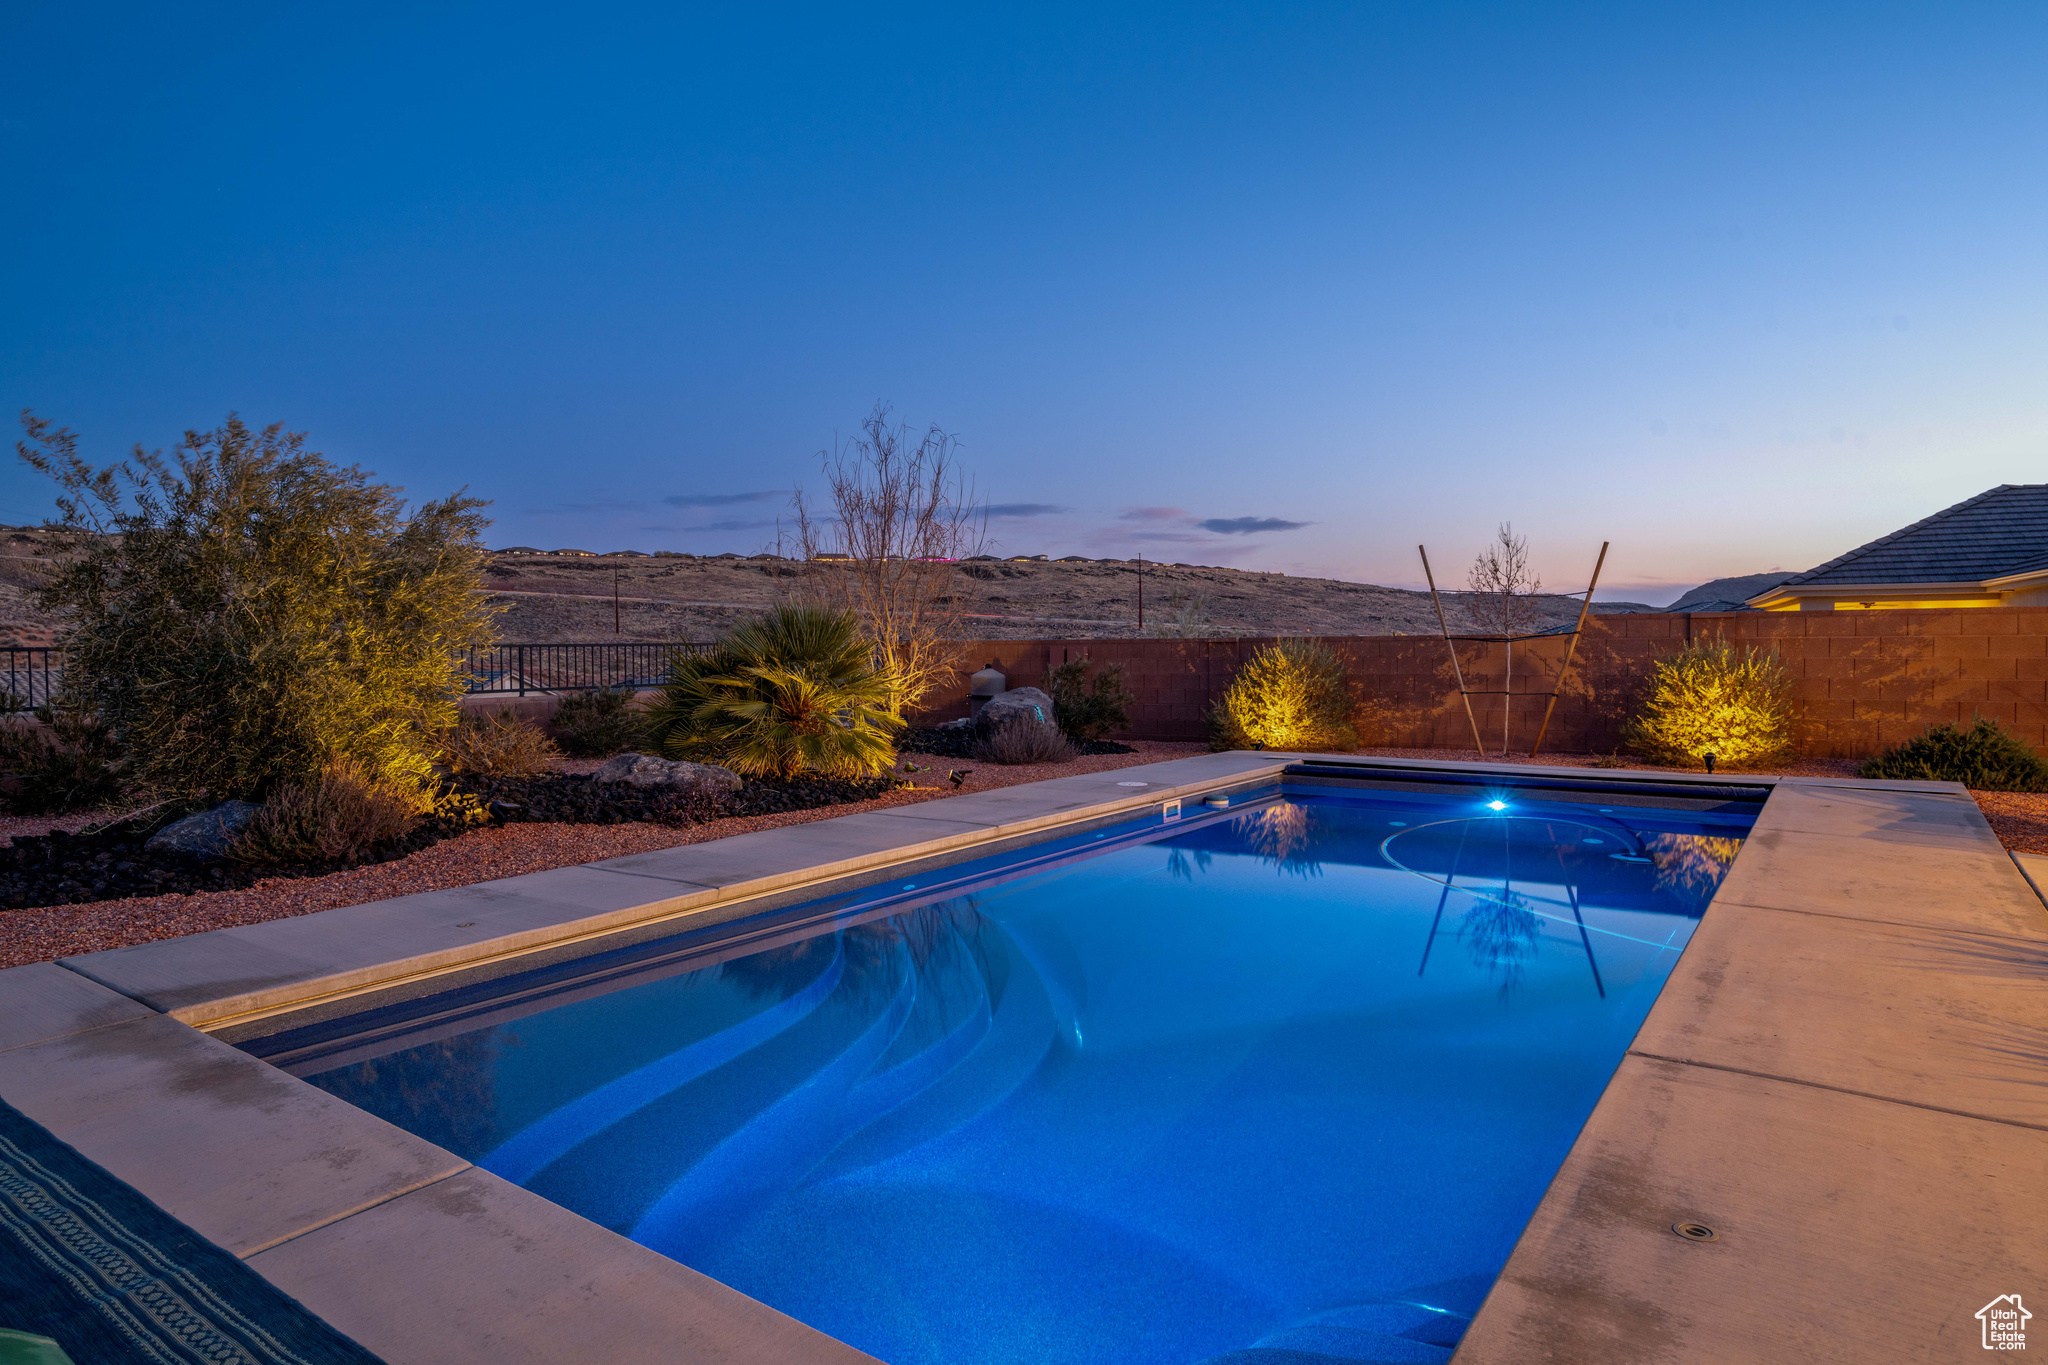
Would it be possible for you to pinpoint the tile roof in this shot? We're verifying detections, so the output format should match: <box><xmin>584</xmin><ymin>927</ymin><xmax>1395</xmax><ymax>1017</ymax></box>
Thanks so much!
<box><xmin>1778</xmin><ymin>485</ymin><xmax>2048</xmax><ymax>588</ymax></box>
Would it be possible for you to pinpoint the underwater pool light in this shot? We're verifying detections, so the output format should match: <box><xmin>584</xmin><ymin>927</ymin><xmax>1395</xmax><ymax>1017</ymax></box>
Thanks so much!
<box><xmin>1485</xmin><ymin>799</ymin><xmax>1508</xmax><ymax>812</ymax></box>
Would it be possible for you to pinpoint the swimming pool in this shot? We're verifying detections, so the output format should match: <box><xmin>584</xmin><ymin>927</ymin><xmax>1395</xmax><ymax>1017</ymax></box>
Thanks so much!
<box><xmin>264</xmin><ymin>782</ymin><xmax>1754</xmax><ymax>1365</ymax></box>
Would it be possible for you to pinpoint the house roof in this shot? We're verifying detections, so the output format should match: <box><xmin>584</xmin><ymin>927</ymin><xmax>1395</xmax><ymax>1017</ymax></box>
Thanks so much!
<box><xmin>1769</xmin><ymin>485</ymin><xmax>2048</xmax><ymax>591</ymax></box>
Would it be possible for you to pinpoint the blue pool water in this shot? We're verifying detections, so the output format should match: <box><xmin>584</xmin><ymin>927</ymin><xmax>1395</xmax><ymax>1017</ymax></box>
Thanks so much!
<box><xmin>292</xmin><ymin>788</ymin><xmax>1752</xmax><ymax>1365</ymax></box>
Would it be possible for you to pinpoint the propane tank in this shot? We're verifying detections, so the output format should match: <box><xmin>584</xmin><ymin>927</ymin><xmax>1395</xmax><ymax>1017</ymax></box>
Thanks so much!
<box><xmin>968</xmin><ymin>661</ymin><xmax>1006</xmax><ymax>718</ymax></box>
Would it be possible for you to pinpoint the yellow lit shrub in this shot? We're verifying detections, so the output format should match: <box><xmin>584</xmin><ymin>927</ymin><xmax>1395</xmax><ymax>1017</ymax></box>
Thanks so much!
<box><xmin>18</xmin><ymin>412</ymin><xmax>497</xmax><ymax>808</ymax></box>
<box><xmin>1622</xmin><ymin>633</ymin><xmax>1796</xmax><ymax>769</ymax></box>
<box><xmin>1207</xmin><ymin>638</ymin><xmax>1360</xmax><ymax>753</ymax></box>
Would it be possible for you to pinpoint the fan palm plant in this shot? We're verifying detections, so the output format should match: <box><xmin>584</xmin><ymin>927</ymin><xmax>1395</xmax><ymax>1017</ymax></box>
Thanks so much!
<box><xmin>647</xmin><ymin>604</ymin><xmax>901</xmax><ymax>778</ymax></box>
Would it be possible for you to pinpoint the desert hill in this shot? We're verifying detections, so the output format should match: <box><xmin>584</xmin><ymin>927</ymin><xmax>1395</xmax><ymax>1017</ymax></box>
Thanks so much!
<box><xmin>0</xmin><ymin>528</ymin><xmax>1675</xmax><ymax>648</ymax></box>
<box><xmin>481</xmin><ymin>549</ymin><xmax>1660</xmax><ymax>643</ymax></box>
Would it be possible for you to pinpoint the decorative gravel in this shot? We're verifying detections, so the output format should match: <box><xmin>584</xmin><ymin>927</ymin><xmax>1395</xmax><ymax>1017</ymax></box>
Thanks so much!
<box><xmin>0</xmin><ymin>742</ymin><xmax>1207</xmax><ymax>968</ymax></box>
<box><xmin>1966</xmin><ymin>791</ymin><xmax>2048</xmax><ymax>856</ymax></box>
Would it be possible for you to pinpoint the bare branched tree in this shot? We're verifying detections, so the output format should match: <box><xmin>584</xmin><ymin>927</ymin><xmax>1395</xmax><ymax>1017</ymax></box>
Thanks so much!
<box><xmin>788</xmin><ymin>404</ymin><xmax>985</xmax><ymax>713</ymax></box>
<box><xmin>1467</xmin><ymin>522</ymin><xmax>1542</xmax><ymax>754</ymax></box>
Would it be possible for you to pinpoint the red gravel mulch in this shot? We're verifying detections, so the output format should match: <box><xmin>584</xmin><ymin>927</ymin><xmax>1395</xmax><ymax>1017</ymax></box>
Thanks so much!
<box><xmin>1966</xmin><ymin>792</ymin><xmax>2048</xmax><ymax>857</ymax></box>
<box><xmin>0</xmin><ymin>743</ymin><xmax>1208</xmax><ymax>968</ymax></box>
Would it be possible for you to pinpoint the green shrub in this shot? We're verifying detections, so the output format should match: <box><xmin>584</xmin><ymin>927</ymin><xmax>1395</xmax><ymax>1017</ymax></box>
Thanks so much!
<box><xmin>16</xmin><ymin>412</ymin><xmax>496</xmax><ymax>806</ymax></box>
<box><xmin>1048</xmin><ymin>656</ymin><xmax>1135</xmax><ymax>742</ymax></box>
<box><xmin>1858</xmin><ymin>717</ymin><xmax>2048</xmax><ymax>791</ymax></box>
<box><xmin>645</xmin><ymin>604</ymin><xmax>900</xmax><ymax>778</ymax></box>
<box><xmin>549</xmin><ymin>686</ymin><xmax>648</xmax><ymax>758</ymax></box>
<box><xmin>1207</xmin><ymin>638</ymin><xmax>1359</xmax><ymax>752</ymax></box>
<box><xmin>0</xmin><ymin>702</ymin><xmax>127</xmax><ymax>814</ymax></box>
<box><xmin>1621</xmin><ymin>633</ymin><xmax>1797</xmax><ymax>769</ymax></box>
<box><xmin>230</xmin><ymin>761</ymin><xmax>424</xmax><ymax>864</ymax></box>
<box><xmin>441</xmin><ymin>711</ymin><xmax>560</xmax><ymax>778</ymax></box>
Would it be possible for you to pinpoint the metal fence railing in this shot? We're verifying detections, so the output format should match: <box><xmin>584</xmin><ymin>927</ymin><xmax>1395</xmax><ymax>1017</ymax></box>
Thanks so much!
<box><xmin>462</xmin><ymin>642</ymin><xmax>712</xmax><ymax>696</ymax></box>
<box><xmin>1</xmin><ymin>647</ymin><xmax>62</xmax><ymax>712</ymax></box>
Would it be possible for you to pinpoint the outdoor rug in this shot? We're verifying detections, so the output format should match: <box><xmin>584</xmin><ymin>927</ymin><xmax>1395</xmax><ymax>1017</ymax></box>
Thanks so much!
<box><xmin>0</xmin><ymin>1095</ymin><xmax>385</xmax><ymax>1364</ymax></box>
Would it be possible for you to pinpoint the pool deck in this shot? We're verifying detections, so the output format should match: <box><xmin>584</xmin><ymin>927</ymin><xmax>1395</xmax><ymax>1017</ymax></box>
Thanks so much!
<box><xmin>1</xmin><ymin>753</ymin><xmax>2042</xmax><ymax>1363</ymax></box>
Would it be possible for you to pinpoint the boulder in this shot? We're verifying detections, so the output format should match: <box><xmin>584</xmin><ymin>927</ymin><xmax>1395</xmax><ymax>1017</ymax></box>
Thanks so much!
<box><xmin>591</xmin><ymin>753</ymin><xmax>743</xmax><ymax>796</ymax></box>
<box><xmin>974</xmin><ymin>686</ymin><xmax>1058</xmax><ymax>737</ymax></box>
<box><xmin>143</xmin><ymin>800</ymin><xmax>264</xmax><ymax>860</ymax></box>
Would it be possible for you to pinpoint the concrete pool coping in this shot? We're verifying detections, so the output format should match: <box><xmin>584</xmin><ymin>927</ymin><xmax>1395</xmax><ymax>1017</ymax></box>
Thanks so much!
<box><xmin>1</xmin><ymin>753</ymin><xmax>2041</xmax><ymax>1362</ymax></box>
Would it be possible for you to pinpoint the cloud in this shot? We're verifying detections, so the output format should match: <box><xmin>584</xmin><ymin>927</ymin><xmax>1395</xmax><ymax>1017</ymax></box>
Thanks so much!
<box><xmin>1124</xmin><ymin>530</ymin><xmax>1222</xmax><ymax>544</ymax></box>
<box><xmin>529</xmin><ymin>500</ymin><xmax>643</xmax><ymax>515</ymax></box>
<box><xmin>1199</xmin><ymin>516</ymin><xmax>1309</xmax><ymax>535</ymax></box>
<box><xmin>1119</xmin><ymin>506</ymin><xmax>1189</xmax><ymax>522</ymax></box>
<box><xmin>662</xmin><ymin>490</ymin><xmax>783</xmax><ymax>508</ymax></box>
<box><xmin>979</xmin><ymin>503</ymin><xmax>1072</xmax><ymax>519</ymax></box>
<box><xmin>698</xmin><ymin>517</ymin><xmax>782</xmax><ymax>532</ymax></box>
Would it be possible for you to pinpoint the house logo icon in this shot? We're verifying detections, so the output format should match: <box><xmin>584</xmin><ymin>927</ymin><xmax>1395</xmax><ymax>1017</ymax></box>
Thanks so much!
<box><xmin>1977</xmin><ymin>1294</ymin><xmax>2030</xmax><ymax>1350</ymax></box>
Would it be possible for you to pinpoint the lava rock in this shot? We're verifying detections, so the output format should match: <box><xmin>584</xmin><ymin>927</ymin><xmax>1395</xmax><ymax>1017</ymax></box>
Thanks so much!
<box><xmin>591</xmin><ymin>753</ymin><xmax>743</xmax><ymax>796</ymax></box>
<box><xmin>143</xmin><ymin>800</ymin><xmax>264</xmax><ymax>859</ymax></box>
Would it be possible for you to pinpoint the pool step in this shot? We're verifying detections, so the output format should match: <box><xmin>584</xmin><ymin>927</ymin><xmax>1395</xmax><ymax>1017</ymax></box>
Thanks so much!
<box><xmin>1196</xmin><ymin>1333</ymin><xmax>1452</xmax><ymax>1365</ymax></box>
<box><xmin>806</xmin><ymin>936</ymin><xmax>1057</xmax><ymax>1182</ymax></box>
<box><xmin>1247</xmin><ymin>1324</ymin><xmax>1455</xmax><ymax>1362</ymax></box>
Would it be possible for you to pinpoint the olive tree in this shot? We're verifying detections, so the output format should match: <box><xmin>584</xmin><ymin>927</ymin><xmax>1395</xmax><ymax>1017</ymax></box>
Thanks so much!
<box><xmin>16</xmin><ymin>411</ymin><xmax>497</xmax><ymax>806</ymax></box>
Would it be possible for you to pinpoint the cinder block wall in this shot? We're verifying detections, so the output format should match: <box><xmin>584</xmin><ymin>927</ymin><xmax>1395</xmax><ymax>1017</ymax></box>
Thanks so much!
<box><xmin>917</xmin><ymin>608</ymin><xmax>2048</xmax><ymax>758</ymax></box>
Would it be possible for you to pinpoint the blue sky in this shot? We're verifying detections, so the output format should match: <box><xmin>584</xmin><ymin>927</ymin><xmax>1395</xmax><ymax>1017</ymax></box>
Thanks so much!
<box><xmin>4</xmin><ymin>2</ymin><xmax>2044</xmax><ymax>603</ymax></box>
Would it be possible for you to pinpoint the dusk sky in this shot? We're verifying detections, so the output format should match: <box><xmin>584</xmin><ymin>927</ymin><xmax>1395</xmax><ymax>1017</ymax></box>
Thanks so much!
<box><xmin>4</xmin><ymin>3</ymin><xmax>2044</xmax><ymax>604</ymax></box>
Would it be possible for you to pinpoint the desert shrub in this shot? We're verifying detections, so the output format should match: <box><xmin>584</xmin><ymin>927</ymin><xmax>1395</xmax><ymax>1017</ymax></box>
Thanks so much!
<box><xmin>1207</xmin><ymin>638</ymin><xmax>1359</xmax><ymax>752</ymax></box>
<box><xmin>550</xmin><ymin>686</ymin><xmax>648</xmax><ymax>757</ymax></box>
<box><xmin>645</xmin><ymin>604</ymin><xmax>900</xmax><ymax>778</ymax></box>
<box><xmin>973</xmin><ymin>723</ymin><xmax>1077</xmax><ymax>766</ymax></box>
<box><xmin>1048</xmin><ymin>656</ymin><xmax>1135</xmax><ymax>742</ymax></box>
<box><xmin>1858</xmin><ymin>717</ymin><xmax>2048</xmax><ymax>791</ymax></box>
<box><xmin>441</xmin><ymin>711</ymin><xmax>559</xmax><ymax>778</ymax></box>
<box><xmin>0</xmin><ymin>703</ymin><xmax>127</xmax><ymax>813</ymax></box>
<box><xmin>16</xmin><ymin>412</ymin><xmax>497</xmax><ymax>807</ymax></box>
<box><xmin>230</xmin><ymin>761</ymin><xmax>425</xmax><ymax>864</ymax></box>
<box><xmin>1622</xmin><ymin>633</ymin><xmax>1797</xmax><ymax>769</ymax></box>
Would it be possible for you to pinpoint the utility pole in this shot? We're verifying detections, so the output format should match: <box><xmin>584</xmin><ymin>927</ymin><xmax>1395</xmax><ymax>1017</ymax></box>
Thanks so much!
<box><xmin>613</xmin><ymin>570</ymin><xmax>621</xmax><ymax>634</ymax></box>
<box><xmin>1134</xmin><ymin>554</ymin><xmax>1151</xmax><ymax>629</ymax></box>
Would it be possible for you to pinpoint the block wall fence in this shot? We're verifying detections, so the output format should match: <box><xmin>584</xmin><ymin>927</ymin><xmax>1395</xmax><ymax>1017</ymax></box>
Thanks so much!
<box><xmin>912</xmin><ymin>607</ymin><xmax>2048</xmax><ymax>758</ymax></box>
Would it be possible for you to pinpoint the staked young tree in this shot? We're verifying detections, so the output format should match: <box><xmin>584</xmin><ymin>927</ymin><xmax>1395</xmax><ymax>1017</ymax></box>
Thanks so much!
<box><xmin>16</xmin><ymin>410</ymin><xmax>498</xmax><ymax>807</ymax></box>
<box><xmin>1467</xmin><ymin>522</ymin><xmax>1543</xmax><ymax>754</ymax></box>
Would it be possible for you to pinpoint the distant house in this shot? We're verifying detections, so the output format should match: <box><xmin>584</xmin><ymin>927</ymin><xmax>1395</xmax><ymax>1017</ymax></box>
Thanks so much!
<box><xmin>1749</xmin><ymin>485</ymin><xmax>2048</xmax><ymax>611</ymax></box>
